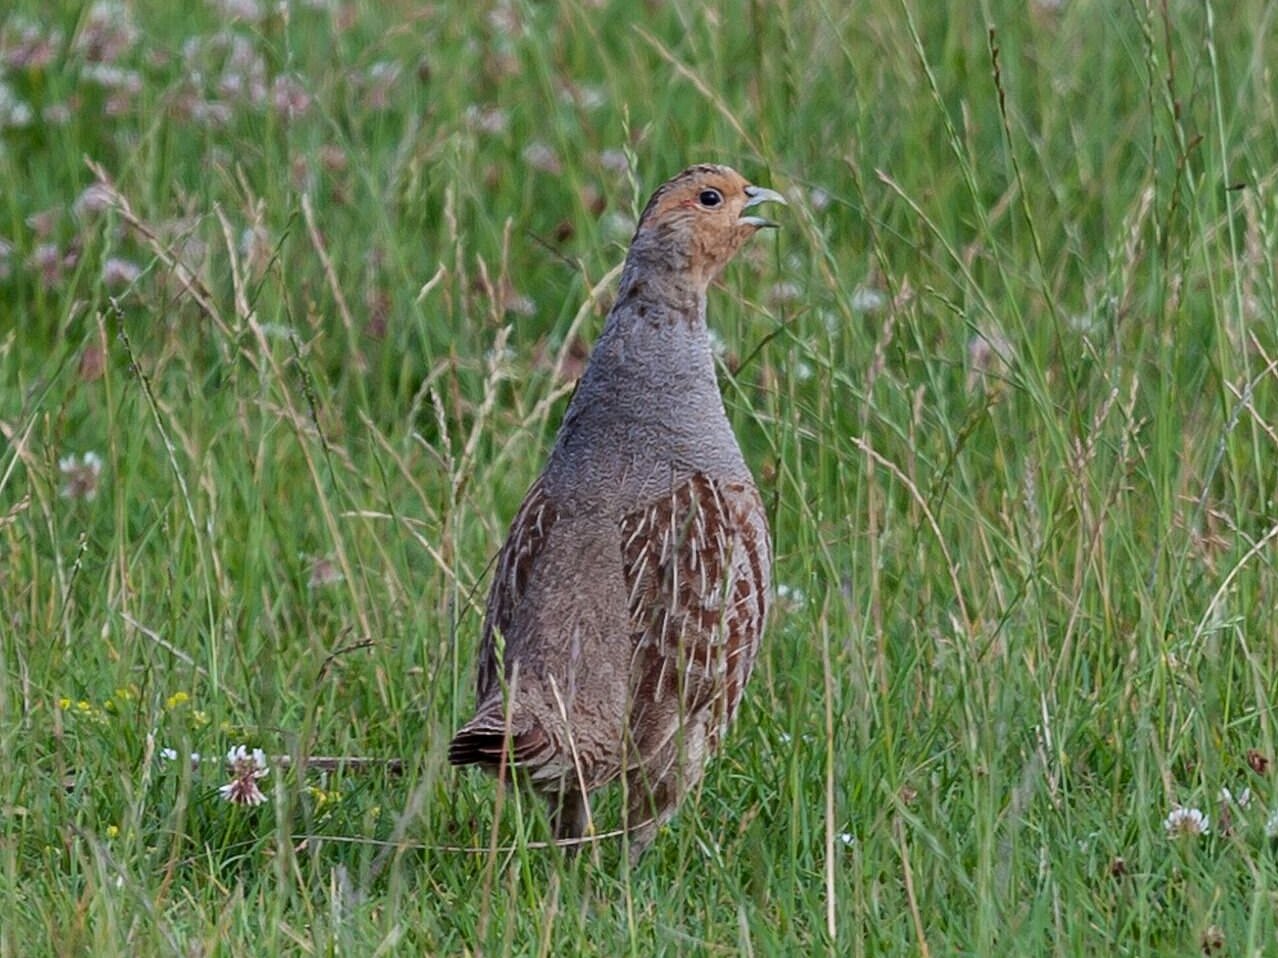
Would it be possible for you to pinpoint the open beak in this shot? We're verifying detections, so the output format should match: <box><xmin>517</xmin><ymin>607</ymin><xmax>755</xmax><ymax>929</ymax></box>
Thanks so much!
<box><xmin>740</xmin><ymin>184</ymin><xmax>787</xmax><ymax>228</ymax></box>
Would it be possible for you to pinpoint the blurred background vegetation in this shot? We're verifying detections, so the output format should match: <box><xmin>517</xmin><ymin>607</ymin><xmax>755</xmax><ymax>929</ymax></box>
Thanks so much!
<box><xmin>2</xmin><ymin>0</ymin><xmax>1277</xmax><ymax>954</ymax></box>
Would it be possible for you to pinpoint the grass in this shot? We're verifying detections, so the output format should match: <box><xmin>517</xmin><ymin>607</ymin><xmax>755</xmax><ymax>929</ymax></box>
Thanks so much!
<box><xmin>2</xmin><ymin>0</ymin><xmax>1277</xmax><ymax>953</ymax></box>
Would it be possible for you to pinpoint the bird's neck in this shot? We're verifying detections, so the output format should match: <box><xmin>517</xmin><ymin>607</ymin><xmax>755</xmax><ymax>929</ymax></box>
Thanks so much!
<box><xmin>617</xmin><ymin>236</ymin><xmax>709</xmax><ymax>306</ymax></box>
<box><xmin>543</xmin><ymin>278</ymin><xmax>747</xmax><ymax>504</ymax></box>
<box><xmin>574</xmin><ymin>292</ymin><xmax>720</xmax><ymax>412</ymax></box>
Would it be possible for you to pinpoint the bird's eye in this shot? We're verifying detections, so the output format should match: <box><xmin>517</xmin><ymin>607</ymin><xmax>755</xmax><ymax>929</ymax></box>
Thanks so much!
<box><xmin>698</xmin><ymin>188</ymin><xmax>724</xmax><ymax>208</ymax></box>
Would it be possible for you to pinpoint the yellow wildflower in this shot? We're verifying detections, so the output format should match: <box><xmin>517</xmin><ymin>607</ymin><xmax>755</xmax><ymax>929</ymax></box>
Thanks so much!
<box><xmin>164</xmin><ymin>691</ymin><xmax>190</xmax><ymax>710</ymax></box>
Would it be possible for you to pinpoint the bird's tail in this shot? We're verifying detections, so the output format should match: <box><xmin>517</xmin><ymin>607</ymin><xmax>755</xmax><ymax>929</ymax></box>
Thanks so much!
<box><xmin>447</xmin><ymin>701</ymin><xmax>553</xmax><ymax>771</ymax></box>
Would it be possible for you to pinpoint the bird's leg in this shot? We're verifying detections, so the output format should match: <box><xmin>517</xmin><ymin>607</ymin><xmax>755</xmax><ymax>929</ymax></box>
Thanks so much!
<box><xmin>624</xmin><ymin>718</ymin><xmax>710</xmax><ymax>865</ymax></box>
<box><xmin>623</xmin><ymin>772</ymin><xmax>667</xmax><ymax>865</ymax></box>
<box><xmin>548</xmin><ymin>784</ymin><xmax>589</xmax><ymax>852</ymax></box>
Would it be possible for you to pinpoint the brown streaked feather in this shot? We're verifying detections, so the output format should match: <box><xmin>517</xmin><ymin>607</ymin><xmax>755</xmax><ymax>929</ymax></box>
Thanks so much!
<box><xmin>474</xmin><ymin>479</ymin><xmax>558</xmax><ymax>704</ymax></box>
<box><xmin>620</xmin><ymin>473</ymin><xmax>770</xmax><ymax>762</ymax></box>
<box><xmin>446</xmin><ymin>706</ymin><xmax>551</xmax><ymax>768</ymax></box>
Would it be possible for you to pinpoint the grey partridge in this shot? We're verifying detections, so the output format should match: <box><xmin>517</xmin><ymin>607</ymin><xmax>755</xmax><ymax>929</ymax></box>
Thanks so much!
<box><xmin>448</xmin><ymin>163</ymin><xmax>782</xmax><ymax>861</ymax></box>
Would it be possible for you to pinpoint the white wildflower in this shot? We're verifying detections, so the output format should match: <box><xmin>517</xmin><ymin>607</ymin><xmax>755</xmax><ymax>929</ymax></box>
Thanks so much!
<box><xmin>59</xmin><ymin>451</ymin><xmax>103</xmax><ymax>501</ymax></box>
<box><xmin>1</xmin><ymin>17</ymin><xmax>61</xmax><ymax>71</ymax></box>
<box><xmin>1219</xmin><ymin>786</ymin><xmax>1251</xmax><ymax>809</ymax></box>
<box><xmin>73</xmin><ymin>182</ymin><xmax>116</xmax><ymax>219</ymax></box>
<box><xmin>361</xmin><ymin>60</ymin><xmax>400</xmax><ymax>109</ymax></box>
<box><xmin>102</xmin><ymin>258</ymin><xmax>142</xmax><ymax>287</ymax></box>
<box><xmin>43</xmin><ymin>103</ymin><xmax>72</xmax><ymax>125</ymax></box>
<box><xmin>1163</xmin><ymin>805</ymin><xmax>1208</xmax><ymax>838</ymax></box>
<box><xmin>307</xmin><ymin>556</ymin><xmax>343</xmax><ymax>589</ymax></box>
<box><xmin>776</xmin><ymin>583</ymin><xmax>807</xmax><ymax>608</ymax></box>
<box><xmin>598</xmin><ymin>148</ymin><xmax>629</xmax><ymax>174</ymax></box>
<box><xmin>576</xmin><ymin>85</ymin><xmax>606</xmax><ymax>111</ymax></box>
<box><xmin>270</xmin><ymin>74</ymin><xmax>311</xmax><ymax>119</ymax></box>
<box><xmin>850</xmin><ymin>285</ymin><xmax>887</xmax><ymax>314</ymax></box>
<box><xmin>521</xmin><ymin>140</ymin><xmax>561</xmax><ymax>175</ymax></box>
<box><xmin>966</xmin><ymin>326</ymin><xmax>1014</xmax><ymax>392</ymax></box>
<box><xmin>768</xmin><ymin>281</ymin><xmax>803</xmax><ymax>305</ymax></box>
<box><xmin>219</xmin><ymin>745</ymin><xmax>270</xmax><ymax>806</ymax></box>
<box><xmin>80</xmin><ymin>63</ymin><xmax>143</xmax><ymax>93</ymax></box>
<box><xmin>464</xmin><ymin>105</ymin><xmax>509</xmax><ymax>135</ymax></box>
<box><xmin>599</xmin><ymin>210</ymin><xmax>635</xmax><ymax>243</ymax></box>
<box><xmin>73</xmin><ymin>0</ymin><xmax>139</xmax><ymax>63</ymax></box>
<box><xmin>0</xmin><ymin>81</ymin><xmax>34</xmax><ymax>129</ymax></box>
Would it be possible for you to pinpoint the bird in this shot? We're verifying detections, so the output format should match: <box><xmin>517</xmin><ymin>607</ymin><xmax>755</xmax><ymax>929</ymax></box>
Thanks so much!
<box><xmin>448</xmin><ymin>163</ymin><xmax>783</xmax><ymax>862</ymax></box>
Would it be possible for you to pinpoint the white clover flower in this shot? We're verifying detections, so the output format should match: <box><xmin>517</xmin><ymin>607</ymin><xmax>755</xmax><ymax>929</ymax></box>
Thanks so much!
<box><xmin>504</xmin><ymin>293</ymin><xmax>537</xmax><ymax>318</ymax></box>
<box><xmin>768</xmin><ymin>281</ymin><xmax>803</xmax><ymax>305</ymax></box>
<box><xmin>850</xmin><ymin>285</ymin><xmax>887</xmax><ymax>314</ymax></box>
<box><xmin>219</xmin><ymin>745</ymin><xmax>270</xmax><ymax>806</ymax></box>
<box><xmin>598</xmin><ymin>149</ymin><xmax>629</xmax><ymax>174</ymax></box>
<box><xmin>776</xmin><ymin>583</ymin><xmax>808</xmax><ymax>608</ymax></box>
<box><xmin>521</xmin><ymin>141</ymin><xmax>561</xmax><ymax>175</ymax></box>
<box><xmin>464</xmin><ymin>105</ymin><xmax>509</xmax><ymax>135</ymax></box>
<box><xmin>270</xmin><ymin>74</ymin><xmax>311</xmax><ymax>119</ymax></box>
<box><xmin>103</xmin><ymin>258</ymin><xmax>142</xmax><ymax>288</ymax></box>
<box><xmin>1163</xmin><ymin>805</ymin><xmax>1209</xmax><ymax>838</ymax></box>
<box><xmin>73</xmin><ymin>182</ymin><xmax>116</xmax><ymax>219</ymax></box>
<box><xmin>307</xmin><ymin>556</ymin><xmax>343</xmax><ymax>589</ymax></box>
<box><xmin>0</xmin><ymin>81</ymin><xmax>34</xmax><ymax>129</ymax></box>
<box><xmin>576</xmin><ymin>85</ymin><xmax>606</xmax><ymax>111</ymax></box>
<box><xmin>1219</xmin><ymin>786</ymin><xmax>1251</xmax><ymax>809</ymax></box>
<box><xmin>966</xmin><ymin>327</ymin><xmax>1015</xmax><ymax>393</ymax></box>
<box><xmin>599</xmin><ymin>210</ymin><xmax>636</xmax><ymax>243</ymax></box>
<box><xmin>1</xmin><ymin>18</ymin><xmax>61</xmax><ymax>71</ymax></box>
<box><xmin>80</xmin><ymin>64</ymin><xmax>143</xmax><ymax>93</ymax></box>
<box><xmin>74</xmin><ymin>0</ymin><xmax>139</xmax><ymax>63</ymax></box>
<box><xmin>59</xmin><ymin>451</ymin><xmax>103</xmax><ymax>501</ymax></box>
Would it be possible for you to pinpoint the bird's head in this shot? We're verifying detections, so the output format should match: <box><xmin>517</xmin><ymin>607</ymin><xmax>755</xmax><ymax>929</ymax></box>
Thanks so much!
<box><xmin>627</xmin><ymin>164</ymin><xmax>786</xmax><ymax>288</ymax></box>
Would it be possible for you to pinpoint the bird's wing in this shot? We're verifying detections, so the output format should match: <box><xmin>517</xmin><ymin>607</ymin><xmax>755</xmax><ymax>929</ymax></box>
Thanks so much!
<box><xmin>619</xmin><ymin>473</ymin><xmax>770</xmax><ymax>759</ymax></box>
<box><xmin>449</xmin><ymin>477</ymin><xmax>563</xmax><ymax>772</ymax></box>
<box><xmin>475</xmin><ymin>477</ymin><xmax>559</xmax><ymax>704</ymax></box>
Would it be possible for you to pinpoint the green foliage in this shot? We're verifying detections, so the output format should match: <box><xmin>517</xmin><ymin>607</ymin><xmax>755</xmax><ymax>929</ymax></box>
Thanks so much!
<box><xmin>2</xmin><ymin>0</ymin><xmax>1277</xmax><ymax>953</ymax></box>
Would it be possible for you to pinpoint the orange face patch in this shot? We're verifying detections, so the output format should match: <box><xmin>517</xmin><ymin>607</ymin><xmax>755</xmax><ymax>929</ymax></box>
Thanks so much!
<box><xmin>641</xmin><ymin>166</ymin><xmax>751</xmax><ymax>226</ymax></box>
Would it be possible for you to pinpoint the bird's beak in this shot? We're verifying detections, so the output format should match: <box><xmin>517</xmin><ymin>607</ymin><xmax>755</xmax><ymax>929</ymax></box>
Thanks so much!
<box><xmin>740</xmin><ymin>184</ymin><xmax>787</xmax><ymax>228</ymax></box>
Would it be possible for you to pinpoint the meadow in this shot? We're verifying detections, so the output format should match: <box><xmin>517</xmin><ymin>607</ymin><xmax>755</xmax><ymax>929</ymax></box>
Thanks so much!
<box><xmin>2</xmin><ymin>0</ymin><xmax>1278</xmax><ymax>953</ymax></box>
